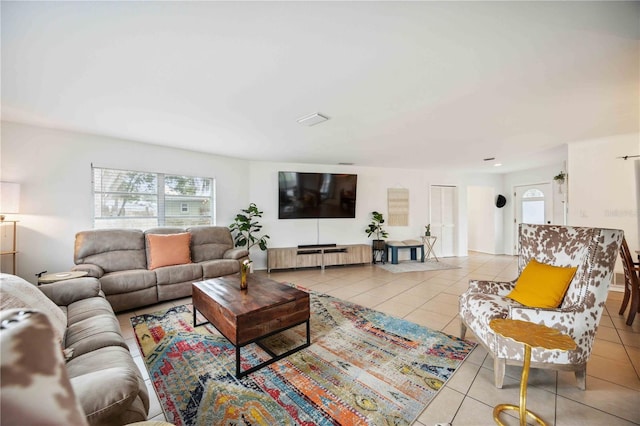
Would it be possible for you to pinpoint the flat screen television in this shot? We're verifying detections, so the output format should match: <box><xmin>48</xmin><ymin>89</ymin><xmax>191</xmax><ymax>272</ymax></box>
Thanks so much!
<box><xmin>278</xmin><ymin>171</ymin><xmax>357</xmax><ymax>219</ymax></box>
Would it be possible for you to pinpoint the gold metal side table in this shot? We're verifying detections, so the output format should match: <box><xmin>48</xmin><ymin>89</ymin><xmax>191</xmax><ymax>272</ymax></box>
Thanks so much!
<box><xmin>489</xmin><ymin>319</ymin><xmax>576</xmax><ymax>426</ymax></box>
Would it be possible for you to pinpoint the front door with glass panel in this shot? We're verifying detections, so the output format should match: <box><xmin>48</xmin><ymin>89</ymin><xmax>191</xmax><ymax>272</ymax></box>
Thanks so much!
<box><xmin>514</xmin><ymin>183</ymin><xmax>552</xmax><ymax>252</ymax></box>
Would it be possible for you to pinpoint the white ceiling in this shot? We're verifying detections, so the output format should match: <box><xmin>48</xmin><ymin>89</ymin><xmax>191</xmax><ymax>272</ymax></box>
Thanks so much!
<box><xmin>2</xmin><ymin>1</ymin><xmax>638</xmax><ymax>174</ymax></box>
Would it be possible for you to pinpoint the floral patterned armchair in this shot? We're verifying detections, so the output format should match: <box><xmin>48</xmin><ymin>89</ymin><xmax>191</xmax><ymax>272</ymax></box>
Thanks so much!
<box><xmin>459</xmin><ymin>224</ymin><xmax>623</xmax><ymax>390</ymax></box>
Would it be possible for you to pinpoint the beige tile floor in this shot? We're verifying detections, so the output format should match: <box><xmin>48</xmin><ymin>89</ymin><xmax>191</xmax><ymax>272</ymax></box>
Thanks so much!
<box><xmin>117</xmin><ymin>252</ymin><xmax>640</xmax><ymax>425</ymax></box>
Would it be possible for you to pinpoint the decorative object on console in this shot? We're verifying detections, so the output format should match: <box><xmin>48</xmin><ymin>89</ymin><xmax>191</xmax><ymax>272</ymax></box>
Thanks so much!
<box><xmin>229</xmin><ymin>203</ymin><xmax>270</xmax><ymax>252</ymax></box>
<box><xmin>131</xmin><ymin>286</ymin><xmax>476</xmax><ymax>426</ymax></box>
<box><xmin>425</xmin><ymin>224</ymin><xmax>431</xmax><ymax>236</ymax></box>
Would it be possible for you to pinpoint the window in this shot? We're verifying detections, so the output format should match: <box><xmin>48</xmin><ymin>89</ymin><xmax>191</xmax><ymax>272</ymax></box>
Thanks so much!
<box><xmin>521</xmin><ymin>188</ymin><xmax>545</xmax><ymax>224</ymax></box>
<box><xmin>92</xmin><ymin>166</ymin><xmax>215</xmax><ymax>229</ymax></box>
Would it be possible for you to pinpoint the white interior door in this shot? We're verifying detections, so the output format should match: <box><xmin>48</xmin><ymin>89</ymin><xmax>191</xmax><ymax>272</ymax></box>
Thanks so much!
<box><xmin>514</xmin><ymin>183</ymin><xmax>552</xmax><ymax>251</ymax></box>
<box><xmin>430</xmin><ymin>185</ymin><xmax>457</xmax><ymax>257</ymax></box>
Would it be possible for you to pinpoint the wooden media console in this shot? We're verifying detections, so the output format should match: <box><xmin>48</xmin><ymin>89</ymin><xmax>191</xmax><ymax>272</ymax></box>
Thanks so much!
<box><xmin>267</xmin><ymin>244</ymin><xmax>372</xmax><ymax>272</ymax></box>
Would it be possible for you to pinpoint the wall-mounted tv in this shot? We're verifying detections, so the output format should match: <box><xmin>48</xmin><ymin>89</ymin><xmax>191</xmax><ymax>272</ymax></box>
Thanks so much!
<box><xmin>278</xmin><ymin>171</ymin><xmax>357</xmax><ymax>219</ymax></box>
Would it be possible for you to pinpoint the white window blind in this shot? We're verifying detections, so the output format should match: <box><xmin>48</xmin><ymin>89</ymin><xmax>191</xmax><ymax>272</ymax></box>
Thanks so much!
<box><xmin>92</xmin><ymin>166</ymin><xmax>215</xmax><ymax>229</ymax></box>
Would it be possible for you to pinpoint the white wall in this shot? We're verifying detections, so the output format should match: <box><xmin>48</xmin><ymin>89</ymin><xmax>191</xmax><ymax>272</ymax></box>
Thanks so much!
<box><xmin>567</xmin><ymin>133</ymin><xmax>640</xmax><ymax>284</ymax></box>
<box><xmin>467</xmin><ymin>186</ymin><xmax>497</xmax><ymax>253</ymax></box>
<box><xmin>3</xmin><ymin>122</ymin><xmax>588</xmax><ymax>277</ymax></box>
<box><xmin>0</xmin><ymin>121</ymin><xmax>250</xmax><ymax>283</ymax></box>
<box><xmin>247</xmin><ymin>161</ymin><xmax>474</xmax><ymax>269</ymax></box>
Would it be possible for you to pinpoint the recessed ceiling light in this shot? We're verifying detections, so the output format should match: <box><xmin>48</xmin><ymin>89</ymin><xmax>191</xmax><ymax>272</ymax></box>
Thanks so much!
<box><xmin>494</xmin><ymin>163</ymin><xmax>502</xmax><ymax>167</ymax></box>
<box><xmin>297</xmin><ymin>113</ymin><xmax>329</xmax><ymax>127</ymax></box>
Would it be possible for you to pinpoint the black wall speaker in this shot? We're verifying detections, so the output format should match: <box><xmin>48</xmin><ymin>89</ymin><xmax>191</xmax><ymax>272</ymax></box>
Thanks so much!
<box><xmin>496</xmin><ymin>194</ymin><xmax>507</xmax><ymax>208</ymax></box>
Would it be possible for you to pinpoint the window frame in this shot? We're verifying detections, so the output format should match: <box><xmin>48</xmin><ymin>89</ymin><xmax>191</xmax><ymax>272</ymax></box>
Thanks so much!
<box><xmin>92</xmin><ymin>165</ymin><xmax>216</xmax><ymax>229</ymax></box>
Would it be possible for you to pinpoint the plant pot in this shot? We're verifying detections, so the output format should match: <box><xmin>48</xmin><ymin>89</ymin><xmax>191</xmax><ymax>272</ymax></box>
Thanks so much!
<box><xmin>372</xmin><ymin>240</ymin><xmax>386</xmax><ymax>250</ymax></box>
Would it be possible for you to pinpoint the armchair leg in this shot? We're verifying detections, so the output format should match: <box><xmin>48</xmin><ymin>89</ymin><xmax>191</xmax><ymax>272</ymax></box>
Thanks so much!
<box><xmin>460</xmin><ymin>322</ymin><xmax>467</xmax><ymax>339</ymax></box>
<box><xmin>494</xmin><ymin>357</ymin><xmax>505</xmax><ymax>389</ymax></box>
<box><xmin>575</xmin><ymin>368</ymin><xmax>587</xmax><ymax>390</ymax></box>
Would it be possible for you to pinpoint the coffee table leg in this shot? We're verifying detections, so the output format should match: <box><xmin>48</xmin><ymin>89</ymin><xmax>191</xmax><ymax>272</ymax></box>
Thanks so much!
<box><xmin>236</xmin><ymin>345</ymin><xmax>242</xmax><ymax>378</ymax></box>
<box><xmin>193</xmin><ymin>307</ymin><xmax>209</xmax><ymax>327</ymax></box>
<box><xmin>236</xmin><ymin>319</ymin><xmax>311</xmax><ymax>379</ymax></box>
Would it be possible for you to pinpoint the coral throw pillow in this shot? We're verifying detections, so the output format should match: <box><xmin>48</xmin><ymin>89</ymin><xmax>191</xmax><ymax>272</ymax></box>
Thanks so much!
<box><xmin>507</xmin><ymin>259</ymin><xmax>578</xmax><ymax>308</ymax></box>
<box><xmin>147</xmin><ymin>233</ymin><xmax>192</xmax><ymax>270</ymax></box>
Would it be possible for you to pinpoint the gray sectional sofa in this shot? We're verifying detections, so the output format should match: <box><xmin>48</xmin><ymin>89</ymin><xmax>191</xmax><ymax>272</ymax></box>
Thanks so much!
<box><xmin>0</xmin><ymin>273</ymin><xmax>149</xmax><ymax>425</ymax></box>
<box><xmin>72</xmin><ymin>225</ymin><xmax>249</xmax><ymax>312</ymax></box>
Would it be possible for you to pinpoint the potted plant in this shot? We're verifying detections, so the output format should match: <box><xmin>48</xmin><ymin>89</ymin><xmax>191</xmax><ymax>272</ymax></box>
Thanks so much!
<box><xmin>424</xmin><ymin>224</ymin><xmax>431</xmax><ymax>236</ymax></box>
<box><xmin>366</xmin><ymin>211</ymin><xmax>389</xmax><ymax>250</ymax></box>
<box><xmin>553</xmin><ymin>171</ymin><xmax>566</xmax><ymax>184</ymax></box>
<box><xmin>229</xmin><ymin>203</ymin><xmax>270</xmax><ymax>255</ymax></box>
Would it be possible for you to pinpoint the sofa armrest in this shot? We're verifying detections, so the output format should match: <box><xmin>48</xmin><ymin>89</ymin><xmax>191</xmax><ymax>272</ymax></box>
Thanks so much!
<box><xmin>508</xmin><ymin>305</ymin><xmax>580</xmax><ymax>333</ymax></box>
<box><xmin>70</xmin><ymin>367</ymin><xmax>141</xmax><ymax>425</ymax></box>
<box><xmin>223</xmin><ymin>248</ymin><xmax>250</xmax><ymax>260</ymax></box>
<box><xmin>72</xmin><ymin>264</ymin><xmax>104</xmax><ymax>278</ymax></box>
<box><xmin>467</xmin><ymin>279</ymin><xmax>516</xmax><ymax>296</ymax></box>
<box><xmin>39</xmin><ymin>278</ymin><xmax>102</xmax><ymax>306</ymax></box>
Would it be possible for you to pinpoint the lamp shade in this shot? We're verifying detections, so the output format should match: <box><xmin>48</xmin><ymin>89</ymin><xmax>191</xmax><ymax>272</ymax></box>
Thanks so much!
<box><xmin>0</xmin><ymin>182</ymin><xmax>20</xmax><ymax>215</ymax></box>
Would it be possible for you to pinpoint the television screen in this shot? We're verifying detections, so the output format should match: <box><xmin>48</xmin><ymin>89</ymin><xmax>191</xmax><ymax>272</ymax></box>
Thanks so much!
<box><xmin>278</xmin><ymin>172</ymin><xmax>357</xmax><ymax>219</ymax></box>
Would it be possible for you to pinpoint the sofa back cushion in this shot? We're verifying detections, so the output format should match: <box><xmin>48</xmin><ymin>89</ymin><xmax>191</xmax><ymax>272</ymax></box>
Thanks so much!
<box><xmin>75</xmin><ymin>229</ymin><xmax>147</xmax><ymax>272</ymax></box>
<box><xmin>0</xmin><ymin>274</ymin><xmax>67</xmax><ymax>345</ymax></box>
<box><xmin>188</xmin><ymin>226</ymin><xmax>234</xmax><ymax>262</ymax></box>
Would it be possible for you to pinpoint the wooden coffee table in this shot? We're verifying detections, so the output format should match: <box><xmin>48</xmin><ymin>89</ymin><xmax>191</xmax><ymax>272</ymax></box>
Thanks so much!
<box><xmin>192</xmin><ymin>274</ymin><xmax>310</xmax><ymax>378</ymax></box>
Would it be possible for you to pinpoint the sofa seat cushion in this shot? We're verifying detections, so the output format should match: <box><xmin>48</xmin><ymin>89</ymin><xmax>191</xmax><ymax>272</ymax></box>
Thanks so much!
<box><xmin>100</xmin><ymin>270</ymin><xmax>157</xmax><ymax>295</ymax></box>
<box><xmin>67</xmin><ymin>296</ymin><xmax>116</xmax><ymax>325</ymax></box>
<box><xmin>155</xmin><ymin>263</ymin><xmax>202</xmax><ymax>285</ymax></box>
<box><xmin>67</xmin><ymin>346</ymin><xmax>149</xmax><ymax>425</ymax></box>
<box><xmin>65</xmin><ymin>313</ymin><xmax>127</xmax><ymax>358</ymax></box>
<box><xmin>201</xmin><ymin>259</ymin><xmax>241</xmax><ymax>279</ymax></box>
<box><xmin>0</xmin><ymin>273</ymin><xmax>67</xmax><ymax>345</ymax></box>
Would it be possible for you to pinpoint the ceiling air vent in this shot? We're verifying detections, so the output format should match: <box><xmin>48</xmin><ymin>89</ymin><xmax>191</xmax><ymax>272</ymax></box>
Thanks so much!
<box><xmin>297</xmin><ymin>113</ymin><xmax>329</xmax><ymax>127</ymax></box>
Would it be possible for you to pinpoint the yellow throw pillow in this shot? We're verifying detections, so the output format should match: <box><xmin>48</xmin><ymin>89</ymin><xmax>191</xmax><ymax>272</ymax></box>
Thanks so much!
<box><xmin>507</xmin><ymin>259</ymin><xmax>577</xmax><ymax>308</ymax></box>
<box><xmin>146</xmin><ymin>233</ymin><xmax>192</xmax><ymax>270</ymax></box>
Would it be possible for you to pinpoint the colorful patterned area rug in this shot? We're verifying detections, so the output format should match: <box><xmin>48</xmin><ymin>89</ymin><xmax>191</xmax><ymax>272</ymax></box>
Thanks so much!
<box><xmin>131</xmin><ymin>286</ymin><xmax>476</xmax><ymax>425</ymax></box>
